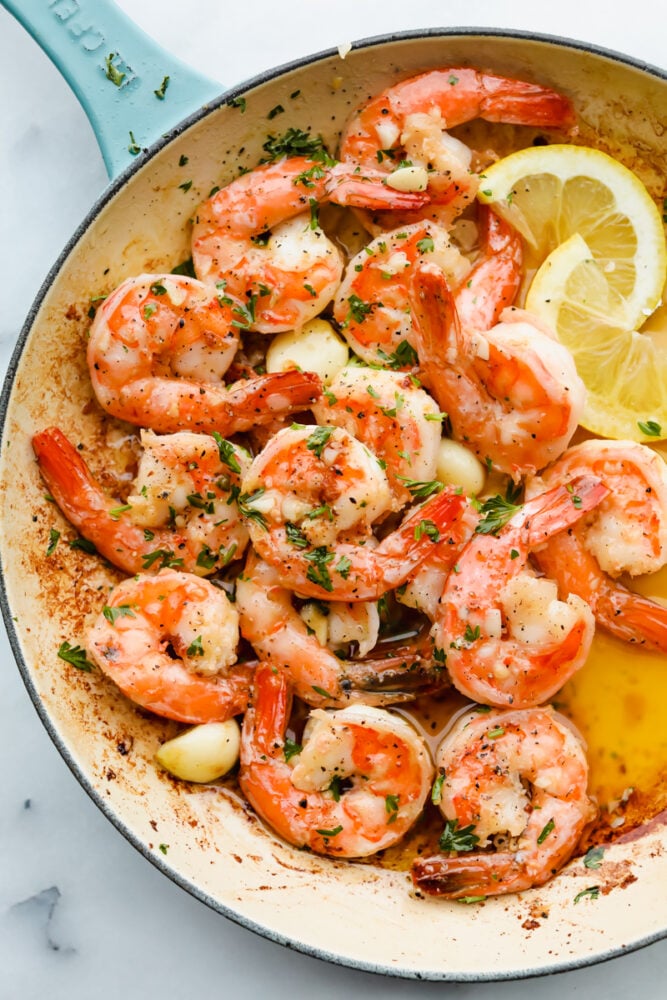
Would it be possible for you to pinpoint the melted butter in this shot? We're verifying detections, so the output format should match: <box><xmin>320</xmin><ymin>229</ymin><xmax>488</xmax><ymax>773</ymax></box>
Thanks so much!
<box><xmin>558</xmin><ymin>629</ymin><xmax>667</xmax><ymax>807</ymax></box>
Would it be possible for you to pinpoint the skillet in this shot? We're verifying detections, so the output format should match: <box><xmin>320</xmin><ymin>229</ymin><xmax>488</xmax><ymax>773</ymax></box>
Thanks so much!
<box><xmin>2</xmin><ymin>0</ymin><xmax>667</xmax><ymax>980</ymax></box>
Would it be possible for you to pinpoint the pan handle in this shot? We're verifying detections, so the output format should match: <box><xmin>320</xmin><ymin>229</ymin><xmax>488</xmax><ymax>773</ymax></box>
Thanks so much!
<box><xmin>3</xmin><ymin>0</ymin><xmax>221</xmax><ymax>179</ymax></box>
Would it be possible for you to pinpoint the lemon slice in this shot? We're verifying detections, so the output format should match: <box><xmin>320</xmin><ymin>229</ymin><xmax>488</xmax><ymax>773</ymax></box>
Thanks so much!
<box><xmin>478</xmin><ymin>144</ymin><xmax>666</xmax><ymax>331</ymax></box>
<box><xmin>526</xmin><ymin>233</ymin><xmax>667</xmax><ymax>440</ymax></box>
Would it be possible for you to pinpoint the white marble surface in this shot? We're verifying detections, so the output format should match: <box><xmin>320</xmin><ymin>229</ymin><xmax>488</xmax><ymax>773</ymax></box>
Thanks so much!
<box><xmin>1</xmin><ymin>1</ymin><xmax>666</xmax><ymax>996</ymax></box>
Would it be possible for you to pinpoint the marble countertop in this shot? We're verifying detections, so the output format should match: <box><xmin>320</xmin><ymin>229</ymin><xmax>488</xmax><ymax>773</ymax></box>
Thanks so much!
<box><xmin>1</xmin><ymin>1</ymin><xmax>666</xmax><ymax>996</ymax></box>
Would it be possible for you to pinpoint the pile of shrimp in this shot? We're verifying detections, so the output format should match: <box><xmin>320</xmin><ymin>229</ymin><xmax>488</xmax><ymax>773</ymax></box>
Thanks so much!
<box><xmin>34</xmin><ymin>66</ymin><xmax>667</xmax><ymax>901</ymax></box>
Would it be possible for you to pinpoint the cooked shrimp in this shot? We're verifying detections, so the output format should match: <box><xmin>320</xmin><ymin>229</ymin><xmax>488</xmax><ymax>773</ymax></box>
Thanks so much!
<box><xmin>191</xmin><ymin>156</ymin><xmax>430</xmax><ymax>333</ymax></box>
<box><xmin>311</xmin><ymin>365</ymin><xmax>443</xmax><ymax>505</ymax></box>
<box><xmin>527</xmin><ymin>440</ymin><xmax>667</xmax><ymax>651</ymax></box>
<box><xmin>239</xmin><ymin>423</ymin><xmax>468</xmax><ymax>600</ymax></box>
<box><xmin>332</xmin><ymin>222</ymin><xmax>470</xmax><ymax>365</ymax></box>
<box><xmin>236</xmin><ymin>553</ymin><xmax>447</xmax><ymax>707</ymax></box>
<box><xmin>410</xmin><ymin>255</ymin><xmax>586</xmax><ymax>480</ymax></box>
<box><xmin>435</xmin><ymin>476</ymin><xmax>608</xmax><ymax>708</ymax></box>
<box><xmin>87</xmin><ymin>569</ymin><xmax>253</xmax><ymax>724</ymax></box>
<box><xmin>239</xmin><ymin>663</ymin><xmax>434</xmax><ymax>856</ymax></box>
<box><xmin>339</xmin><ymin>68</ymin><xmax>575</xmax><ymax>231</ymax></box>
<box><xmin>87</xmin><ymin>273</ymin><xmax>321</xmax><ymax>433</ymax></box>
<box><xmin>412</xmin><ymin>706</ymin><xmax>595</xmax><ymax>897</ymax></box>
<box><xmin>33</xmin><ymin>427</ymin><xmax>249</xmax><ymax>576</ymax></box>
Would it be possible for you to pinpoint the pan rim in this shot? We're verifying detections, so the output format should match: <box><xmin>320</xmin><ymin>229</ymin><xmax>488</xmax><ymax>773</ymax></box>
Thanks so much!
<box><xmin>2</xmin><ymin>24</ymin><xmax>667</xmax><ymax>981</ymax></box>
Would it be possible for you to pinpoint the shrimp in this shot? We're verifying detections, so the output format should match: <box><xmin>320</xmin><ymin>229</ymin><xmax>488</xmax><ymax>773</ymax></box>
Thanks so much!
<box><xmin>332</xmin><ymin>222</ymin><xmax>470</xmax><ymax>365</ymax></box>
<box><xmin>434</xmin><ymin>476</ymin><xmax>608</xmax><ymax>708</ymax></box>
<box><xmin>33</xmin><ymin>427</ymin><xmax>249</xmax><ymax>576</ymax></box>
<box><xmin>410</xmin><ymin>254</ymin><xmax>586</xmax><ymax>480</ymax></box>
<box><xmin>239</xmin><ymin>663</ymin><xmax>434</xmax><ymax>856</ymax></box>
<box><xmin>239</xmin><ymin>423</ymin><xmax>469</xmax><ymax>600</ymax></box>
<box><xmin>311</xmin><ymin>365</ymin><xmax>443</xmax><ymax>506</ymax></box>
<box><xmin>526</xmin><ymin>440</ymin><xmax>667</xmax><ymax>651</ymax></box>
<box><xmin>412</xmin><ymin>706</ymin><xmax>595</xmax><ymax>898</ymax></box>
<box><xmin>339</xmin><ymin>68</ymin><xmax>575</xmax><ymax>231</ymax></box>
<box><xmin>190</xmin><ymin>156</ymin><xmax>430</xmax><ymax>333</ymax></box>
<box><xmin>87</xmin><ymin>273</ymin><xmax>321</xmax><ymax>433</ymax></box>
<box><xmin>236</xmin><ymin>553</ymin><xmax>448</xmax><ymax>708</ymax></box>
<box><xmin>87</xmin><ymin>569</ymin><xmax>253</xmax><ymax>724</ymax></box>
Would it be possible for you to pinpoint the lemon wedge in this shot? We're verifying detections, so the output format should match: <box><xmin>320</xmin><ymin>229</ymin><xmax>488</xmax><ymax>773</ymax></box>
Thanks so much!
<box><xmin>526</xmin><ymin>234</ymin><xmax>667</xmax><ymax>440</ymax></box>
<box><xmin>478</xmin><ymin>144</ymin><xmax>667</xmax><ymax>440</ymax></box>
<box><xmin>478</xmin><ymin>144</ymin><xmax>666</xmax><ymax>330</ymax></box>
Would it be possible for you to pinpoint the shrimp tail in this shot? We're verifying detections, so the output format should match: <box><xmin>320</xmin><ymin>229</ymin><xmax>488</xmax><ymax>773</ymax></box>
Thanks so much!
<box><xmin>534</xmin><ymin>530</ymin><xmax>667</xmax><ymax>653</ymax></box>
<box><xmin>344</xmin><ymin>627</ymin><xmax>449</xmax><ymax>697</ymax></box>
<box><xmin>522</xmin><ymin>474</ymin><xmax>610</xmax><ymax>543</ymax></box>
<box><xmin>409</xmin><ymin>263</ymin><xmax>460</xmax><ymax>409</ymax></box>
<box><xmin>475</xmin><ymin>72</ymin><xmax>576</xmax><ymax>129</ymax></box>
<box><xmin>455</xmin><ymin>206</ymin><xmax>523</xmax><ymax>330</ymax></box>
<box><xmin>33</xmin><ymin>427</ymin><xmax>155</xmax><ymax>574</ymax></box>
<box><xmin>374</xmin><ymin>486</ymin><xmax>469</xmax><ymax>588</ymax></box>
<box><xmin>412</xmin><ymin>852</ymin><xmax>530</xmax><ymax>898</ymax></box>
<box><xmin>326</xmin><ymin>168</ymin><xmax>431</xmax><ymax>211</ymax></box>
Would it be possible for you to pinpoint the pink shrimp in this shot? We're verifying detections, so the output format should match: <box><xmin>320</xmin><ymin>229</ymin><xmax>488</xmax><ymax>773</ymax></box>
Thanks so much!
<box><xmin>526</xmin><ymin>439</ymin><xmax>667</xmax><ymax>651</ymax></box>
<box><xmin>434</xmin><ymin>476</ymin><xmax>608</xmax><ymax>708</ymax></box>
<box><xmin>33</xmin><ymin>427</ymin><xmax>249</xmax><ymax>576</ymax></box>
<box><xmin>409</xmin><ymin>225</ymin><xmax>586</xmax><ymax>479</ymax></box>
<box><xmin>236</xmin><ymin>552</ymin><xmax>447</xmax><ymax>708</ymax></box>
<box><xmin>87</xmin><ymin>273</ymin><xmax>321</xmax><ymax>433</ymax></box>
<box><xmin>412</xmin><ymin>706</ymin><xmax>594</xmax><ymax>898</ymax></box>
<box><xmin>191</xmin><ymin>156</ymin><xmax>430</xmax><ymax>333</ymax></box>
<box><xmin>239</xmin><ymin>664</ymin><xmax>434</xmax><ymax>857</ymax></box>
<box><xmin>87</xmin><ymin>569</ymin><xmax>253</xmax><ymax>724</ymax></box>
<box><xmin>339</xmin><ymin>67</ymin><xmax>575</xmax><ymax>231</ymax></box>
<box><xmin>239</xmin><ymin>423</ymin><xmax>469</xmax><ymax>600</ymax></box>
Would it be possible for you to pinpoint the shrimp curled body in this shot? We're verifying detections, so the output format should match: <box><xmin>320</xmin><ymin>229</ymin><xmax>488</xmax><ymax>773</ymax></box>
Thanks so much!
<box><xmin>240</xmin><ymin>424</ymin><xmax>469</xmax><ymax>600</ymax></box>
<box><xmin>33</xmin><ymin>427</ymin><xmax>250</xmax><ymax>577</ymax></box>
<box><xmin>87</xmin><ymin>273</ymin><xmax>321</xmax><ymax>433</ymax></box>
<box><xmin>239</xmin><ymin>664</ymin><xmax>434</xmax><ymax>857</ymax></box>
<box><xmin>527</xmin><ymin>439</ymin><xmax>667</xmax><ymax>651</ymax></box>
<box><xmin>435</xmin><ymin>476</ymin><xmax>608</xmax><ymax>708</ymax></box>
<box><xmin>236</xmin><ymin>553</ymin><xmax>448</xmax><ymax>708</ymax></box>
<box><xmin>191</xmin><ymin>157</ymin><xmax>430</xmax><ymax>333</ymax></box>
<box><xmin>87</xmin><ymin>569</ymin><xmax>253</xmax><ymax>724</ymax></box>
<box><xmin>412</xmin><ymin>706</ymin><xmax>595</xmax><ymax>897</ymax></box>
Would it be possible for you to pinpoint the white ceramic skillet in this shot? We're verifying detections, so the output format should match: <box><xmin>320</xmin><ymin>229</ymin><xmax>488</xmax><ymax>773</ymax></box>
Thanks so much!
<box><xmin>2</xmin><ymin>0</ymin><xmax>667</xmax><ymax>981</ymax></box>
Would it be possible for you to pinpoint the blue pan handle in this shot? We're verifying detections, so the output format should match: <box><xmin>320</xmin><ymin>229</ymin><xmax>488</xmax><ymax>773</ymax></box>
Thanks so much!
<box><xmin>3</xmin><ymin>0</ymin><xmax>222</xmax><ymax>178</ymax></box>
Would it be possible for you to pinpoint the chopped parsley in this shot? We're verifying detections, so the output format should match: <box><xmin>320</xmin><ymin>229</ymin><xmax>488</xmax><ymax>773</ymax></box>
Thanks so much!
<box><xmin>315</xmin><ymin>825</ymin><xmax>343</xmax><ymax>837</ymax></box>
<box><xmin>154</xmin><ymin>75</ymin><xmax>170</xmax><ymax>100</ymax></box>
<box><xmin>335</xmin><ymin>555</ymin><xmax>352</xmax><ymax>579</ymax></box>
<box><xmin>385</xmin><ymin>794</ymin><xmax>400</xmax><ymax>823</ymax></box>
<box><xmin>178</xmin><ymin>179</ymin><xmax>193</xmax><ymax>193</ymax></box>
<box><xmin>486</xmin><ymin>726</ymin><xmax>505</xmax><ymax>739</ymax></box>
<box><xmin>438</xmin><ymin>818</ymin><xmax>480</xmax><ymax>853</ymax></box>
<box><xmin>583</xmin><ymin>846</ymin><xmax>605</xmax><ymax>870</ymax></box>
<box><xmin>416</xmin><ymin>236</ymin><xmax>435</xmax><ymax>253</ymax></box>
<box><xmin>414</xmin><ymin>519</ymin><xmax>440</xmax><ymax>542</ymax></box>
<box><xmin>261</xmin><ymin>128</ymin><xmax>334</xmax><ymax>164</ymax></box>
<box><xmin>285</xmin><ymin>523</ymin><xmax>309</xmax><ymax>548</ymax></box>
<box><xmin>102</xmin><ymin>604</ymin><xmax>136</xmax><ymax>626</ymax></box>
<box><xmin>397</xmin><ymin>477</ymin><xmax>443</xmax><ymax>500</ymax></box>
<box><xmin>474</xmin><ymin>494</ymin><xmax>522</xmax><ymax>535</ymax></box>
<box><xmin>171</xmin><ymin>257</ymin><xmax>196</xmax><ymax>277</ymax></box>
<box><xmin>228</xmin><ymin>96</ymin><xmax>247</xmax><ymax>112</ymax></box>
<box><xmin>537</xmin><ymin>818</ymin><xmax>555</xmax><ymax>845</ymax></box>
<box><xmin>431</xmin><ymin>774</ymin><xmax>445</xmax><ymax>804</ymax></box>
<box><xmin>46</xmin><ymin>528</ymin><xmax>60</xmax><ymax>556</ymax></box>
<box><xmin>141</xmin><ymin>549</ymin><xmax>184</xmax><ymax>570</ymax></box>
<box><xmin>304</xmin><ymin>546</ymin><xmax>335</xmax><ymax>592</ymax></box>
<box><xmin>283</xmin><ymin>738</ymin><xmax>302</xmax><ymax>762</ymax></box>
<box><xmin>104</xmin><ymin>53</ymin><xmax>125</xmax><ymax>87</ymax></box>
<box><xmin>238</xmin><ymin>489</ymin><xmax>269</xmax><ymax>530</ymax></box>
<box><xmin>638</xmin><ymin>419</ymin><xmax>662</xmax><ymax>437</ymax></box>
<box><xmin>574</xmin><ymin>885</ymin><xmax>600</xmax><ymax>904</ymax></box>
<box><xmin>186</xmin><ymin>636</ymin><xmax>204</xmax><ymax>657</ymax></box>
<box><xmin>212</xmin><ymin>432</ymin><xmax>241</xmax><ymax>473</ymax></box>
<box><xmin>128</xmin><ymin>131</ymin><xmax>141</xmax><ymax>156</ymax></box>
<box><xmin>58</xmin><ymin>641</ymin><xmax>94</xmax><ymax>672</ymax></box>
<box><xmin>267</xmin><ymin>104</ymin><xmax>285</xmax><ymax>120</ymax></box>
<box><xmin>306</xmin><ymin>426</ymin><xmax>333</xmax><ymax>458</ymax></box>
